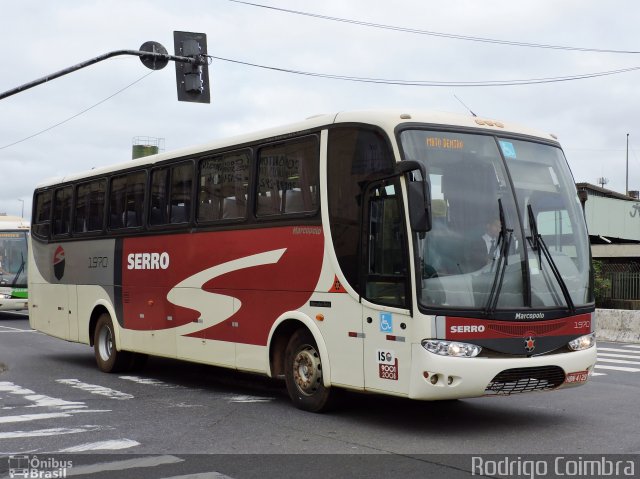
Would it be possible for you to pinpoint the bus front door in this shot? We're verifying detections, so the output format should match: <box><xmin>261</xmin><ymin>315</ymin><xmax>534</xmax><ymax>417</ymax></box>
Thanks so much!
<box><xmin>361</xmin><ymin>182</ymin><xmax>412</xmax><ymax>395</ymax></box>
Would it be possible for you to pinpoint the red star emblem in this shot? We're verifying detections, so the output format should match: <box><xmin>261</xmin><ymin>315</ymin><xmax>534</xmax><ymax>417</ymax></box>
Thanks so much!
<box><xmin>524</xmin><ymin>336</ymin><xmax>536</xmax><ymax>352</ymax></box>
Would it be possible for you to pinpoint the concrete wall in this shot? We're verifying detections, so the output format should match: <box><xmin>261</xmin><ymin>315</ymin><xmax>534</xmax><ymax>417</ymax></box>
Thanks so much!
<box><xmin>596</xmin><ymin>308</ymin><xmax>640</xmax><ymax>343</ymax></box>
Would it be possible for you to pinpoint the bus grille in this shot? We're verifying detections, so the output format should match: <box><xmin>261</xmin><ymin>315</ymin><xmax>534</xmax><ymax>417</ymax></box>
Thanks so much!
<box><xmin>485</xmin><ymin>366</ymin><xmax>566</xmax><ymax>395</ymax></box>
<box><xmin>488</xmin><ymin>322</ymin><xmax>564</xmax><ymax>337</ymax></box>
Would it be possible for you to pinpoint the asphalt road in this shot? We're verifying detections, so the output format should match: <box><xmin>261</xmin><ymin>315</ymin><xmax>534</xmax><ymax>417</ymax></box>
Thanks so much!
<box><xmin>1</xmin><ymin>312</ymin><xmax>639</xmax><ymax>478</ymax></box>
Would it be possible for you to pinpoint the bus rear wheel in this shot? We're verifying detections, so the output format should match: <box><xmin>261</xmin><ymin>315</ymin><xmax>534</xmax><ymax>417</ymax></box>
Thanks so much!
<box><xmin>94</xmin><ymin>313</ymin><xmax>131</xmax><ymax>373</ymax></box>
<box><xmin>284</xmin><ymin>329</ymin><xmax>334</xmax><ymax>412</ymax></box>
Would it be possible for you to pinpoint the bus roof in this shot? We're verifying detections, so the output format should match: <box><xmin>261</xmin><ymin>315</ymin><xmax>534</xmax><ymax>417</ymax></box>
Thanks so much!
<box><xmin>34</xmin><ymin>109</ymin><xmax>558</xmax><ymax>189</ymax></box>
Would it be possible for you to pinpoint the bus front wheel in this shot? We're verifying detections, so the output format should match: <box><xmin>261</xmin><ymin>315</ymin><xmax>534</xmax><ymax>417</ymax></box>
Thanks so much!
<box><xmin>284</xmin><ymin>329</ymin><xmax>334</xmax><ymax>412</ymax></box>
<box><xmin>93</xmin><ymin>313</ymin><xmax>131</xmax><ymax>373</ymax></box>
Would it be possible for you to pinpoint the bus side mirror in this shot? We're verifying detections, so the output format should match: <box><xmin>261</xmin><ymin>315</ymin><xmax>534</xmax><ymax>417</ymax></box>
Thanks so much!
<box><xmin>396</xmin><ymin>161</ymin><xmax>432</xmax><ymax>232</ymax></box>
<box><xmin>407</xmin><ymin>180</ymin><xmax>432</xmax><ymax>232</ymax></box>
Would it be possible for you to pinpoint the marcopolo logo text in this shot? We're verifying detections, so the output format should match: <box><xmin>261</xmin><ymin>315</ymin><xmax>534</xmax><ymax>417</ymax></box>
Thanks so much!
<box><xmin>515</xmin><ymin>313</ymin><xmax>545</xmax><ymax>320</ymax></box>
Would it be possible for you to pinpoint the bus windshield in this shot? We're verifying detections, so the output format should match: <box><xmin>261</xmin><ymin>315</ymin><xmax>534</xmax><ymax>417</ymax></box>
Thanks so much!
<box><xmin>0</xmin><ymin>230</ymin><xmax>28</xmax><ymax>288</ymax></box>
<box><xmin>400</xmin><ymin>129</ymin><xmax>592</xmax><ymax>314</ymax></box>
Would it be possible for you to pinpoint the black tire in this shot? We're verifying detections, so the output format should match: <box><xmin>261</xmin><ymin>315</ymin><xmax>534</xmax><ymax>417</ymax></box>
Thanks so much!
<box><xmin>93</xmin><ymin>313</ymin><xmax>131</xmax><ymax>373</ymax></box>
<box><xmin>284</xmin><ymin>328</ymin><xmax>335</xmax><ymax>412</ymax></box>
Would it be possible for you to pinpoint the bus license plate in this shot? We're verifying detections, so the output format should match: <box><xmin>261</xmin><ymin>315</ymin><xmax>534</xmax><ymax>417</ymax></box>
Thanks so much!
<box><xmin>565</xmin><ymin>371</ymin><xmax>589</xmax><ymax>384</ymax></box>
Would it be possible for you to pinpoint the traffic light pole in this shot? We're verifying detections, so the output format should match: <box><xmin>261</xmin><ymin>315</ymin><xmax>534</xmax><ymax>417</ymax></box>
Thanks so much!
<box><xmin>0</xmin><ymin>40</ymin><xmax>208</xmax><ymax>101</ymax></box>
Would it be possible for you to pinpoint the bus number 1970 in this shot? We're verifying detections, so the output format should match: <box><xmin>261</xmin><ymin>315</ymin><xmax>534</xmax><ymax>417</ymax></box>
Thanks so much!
<box><xmin>88</xmin><ymin>256</ymin><xmax>108</xmax><ymax>269</ymax></box>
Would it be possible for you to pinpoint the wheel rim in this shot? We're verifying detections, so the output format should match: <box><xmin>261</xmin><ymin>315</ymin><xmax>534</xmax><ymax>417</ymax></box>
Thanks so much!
<box><xmin>292</xmin><ymin>345</ymin><xmax>322</xmax><ymax>396</ymax></box>
<box><xmin>97</xmin><ymin>325</ymin><xmax>113</xmax><ymax>362</ymax></box>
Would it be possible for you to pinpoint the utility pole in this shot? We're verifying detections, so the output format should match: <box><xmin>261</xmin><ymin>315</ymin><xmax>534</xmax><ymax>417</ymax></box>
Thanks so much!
<box><xmin>626</xmin><ymin>133</ymin><xmax>630</xmax><ymax>195</ymax></box>
<box><xmin>0</xmin><ymin>32</ymin><xmax>210</xmax><ymax>103</ymax></box>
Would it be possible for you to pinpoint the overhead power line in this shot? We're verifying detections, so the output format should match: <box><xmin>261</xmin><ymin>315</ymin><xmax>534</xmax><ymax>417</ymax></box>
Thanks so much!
<box><xmin>209</xmin><ymin>55</ymin><xmax>640</xmax><ymax>87</ymax></box>
<box><xmin>228</xmin><ymin>0</ymin><xmax>640</xmax><ymax>54</ymax></box>
<box><xmin>0</xmin><ymin>71</ymin><xmax>154</xmax><ymax>151</ymax></box>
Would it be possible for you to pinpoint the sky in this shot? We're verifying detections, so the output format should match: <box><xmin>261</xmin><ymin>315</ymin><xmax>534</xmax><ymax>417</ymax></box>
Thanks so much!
<box><xmin>1</xmin><ymin>0</ymin><xmax>639</xmax><ymax>220</ymax></box>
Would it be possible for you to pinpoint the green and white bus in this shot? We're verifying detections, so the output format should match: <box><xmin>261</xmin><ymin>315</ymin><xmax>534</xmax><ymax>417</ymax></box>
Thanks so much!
<box><xmin>0</xmin><ymin>214</ymin><xmax>29</xmax><ymax>311</ymax></box>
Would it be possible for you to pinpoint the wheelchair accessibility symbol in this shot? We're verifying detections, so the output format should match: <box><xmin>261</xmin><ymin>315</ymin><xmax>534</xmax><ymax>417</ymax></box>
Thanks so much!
<box><xmin>379</xmin><ymin>312</ymin><xmax>393</xmax><ymax>333</ymax></box>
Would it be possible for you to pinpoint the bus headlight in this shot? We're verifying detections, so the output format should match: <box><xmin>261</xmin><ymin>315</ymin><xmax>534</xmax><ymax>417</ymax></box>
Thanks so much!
<box><xmin>422</xmin><ymin>340</ymin><xmax>482</xmax><ymax>358</ymax></box>
<box><xmin>0</xmin><ymin>293</ymin><xmax>10</xmax><ymax>300</ymax></box>
<box><xmin>568</xmin><ymin>333</ymin><xmax>596</xmax><ymax>351</ymax></box>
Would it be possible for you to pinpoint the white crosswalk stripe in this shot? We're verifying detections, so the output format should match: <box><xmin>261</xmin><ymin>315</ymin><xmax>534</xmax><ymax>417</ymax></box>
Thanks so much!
<box><xmin>593</xmin><ymin>343</ymin><xmax>640</xmax><ymax>376</ymax></box>
<box><xmin>597</xmin><ymin>357</ymin><xmax>640</xmax><ymax>366</ymax></box>
<box><xmin>0</xmin><ymin>380</ymin><xmax>138</xmax><ymax>454</ymax></box>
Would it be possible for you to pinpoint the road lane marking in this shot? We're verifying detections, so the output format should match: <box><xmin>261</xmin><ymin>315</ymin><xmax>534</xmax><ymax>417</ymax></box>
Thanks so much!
<box><xmin>56</xmin><ymin>379</ymin><xmax>133</xmax><ymax>400</ymax></box>
<box><xmin>59</xmin><ymin>439</ymin><xmax>141</xmax><ymax>452</ymax></box>
<box><xmin>597</xmin><ymin>357</ymin><xmax>640</xmax><ymax>366</ymax></box>
<box><xmin>64</xmin><ymin>455</ymin><xmax>183</xmax><ymax>476</ymax></box>
<box><xmin>0</xmin><ymin>426</ymin><xmax>104</xmax><ymax>439</ymax></box>
<box><xmin>597</xmin><ymin>352</ymin><xmax>640</xmax><ymax>360</ymax></box>
<box><xmin>118</xmin><ymin>376</ymin><xmax>186</xmax><ymax>389</ymax></box>
<box><xmin>0</xmin><ymin>382</ymin><xmax>35</xmax><ymax>395</ymax></box>
<box><xmin>0</xmin><ymin>412</ymin><xmax>71</xmax><ymax>424</ymax></box>
<box><xmin>597</xmin><ymin>347</ymin><xmax>640</xmax><ymax>354</ymax></box>
<box><xmin>0</xmin><ymin>381</ymin><xmax>87</xmax><ymax>410</ymax></box>
<box><xmin>162</xmin><ymin>472</ymin><xmax>235</xmax><ymax>479</ymax></box>
<box><xmin>119</xmin><ymin>376</ymin><xmax>166</xmax><ymax>386</ymax></box>
<box><xmin>0</xmin><ymin>325</ymin><xmax>35</xmax><ymax>332</ymax></box>
<box><xmin>0</xmin><ymin>329</ymin><xmax>39</xmax><ymax>333</ymax></box>
<box><xmin>228</xmin><ymin>395</ymin><xmax>274</xmax><ymax>403</ymax></box>
<box><xmin>594</xmin><ymin>364</ymin><xmax>640</xmax><ymax>372</ymax></box>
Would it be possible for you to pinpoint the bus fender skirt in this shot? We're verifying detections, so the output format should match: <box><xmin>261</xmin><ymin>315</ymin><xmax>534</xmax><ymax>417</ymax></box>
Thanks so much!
<box><xmin>267</xmin><ymin>311</ymin><xmax>332</xmax><ymax>388</ymax></box>
<box><xmin>88</xmin><ymin>300</ymin><xmax>121</xmax><ymax>348</ymax></box>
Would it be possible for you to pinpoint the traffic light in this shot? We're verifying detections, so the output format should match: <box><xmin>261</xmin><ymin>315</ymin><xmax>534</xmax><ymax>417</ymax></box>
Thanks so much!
<box><xmin>173</xmin><ymin>31</ymin><xmax>210</xmax><ymax>103</ymax></box>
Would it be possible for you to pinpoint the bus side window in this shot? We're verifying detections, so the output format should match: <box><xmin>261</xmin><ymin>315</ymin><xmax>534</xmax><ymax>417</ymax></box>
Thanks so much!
<box><xmin>364</xmin><ymin>183</ymin><xmax>409</xmax><ymax>308</ymax></box>
<box><xmin>327</xmin><ymin>126</ymin><xmax>394</xmax><ymax>295</ymax></box>
<box><xmin>256</xmin><ymin>136</ymin><xmax>319</xmax><ymax>217</ymax></box>
<box><xmin>32</xmin><ymin>190</ymin><xmax>52</xmax><ymax>239</ymax></box>
<box><xmin>197</xmin><ymin>149</ymin><xmax>250</xmax><ymax>222</ymax></box>
<box><xmin>150</xmin><ymin>168</ymin><xmax>169</xmax><ymax>225</ymax></box>
<box><xmin>52</xmin><ymin>186</ymin><xmax>72</xmax><ymax>236</ymax></box>
<box><xmin>149</xmin><ymin>162</ymin><xmax>193</xmax><ymax>226</ymax></box>
<box><xmin>74</xmin><ymin>180</ymin><xmax>106</xmax><ymax>233</ymax></box>
<box><xmin>109</xmin><ymin>171</ymin><xmax>145</xmax><ymax>230</ymax></box>
<box><xmin>170</xmin><ymin>163</ymin><xmax>193</xmax><ymax>224</ymax></box>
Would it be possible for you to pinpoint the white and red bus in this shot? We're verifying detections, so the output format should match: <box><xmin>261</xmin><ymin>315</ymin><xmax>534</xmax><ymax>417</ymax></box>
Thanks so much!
<box><xmin>0</xmin><ymin>214</ymin><xmax>29</xmax><ymax>311</ymax></box>
<box><xmin>29</xmin><ymin>110</ymin><xmax>596</xmax><ymax>411</ymax></box>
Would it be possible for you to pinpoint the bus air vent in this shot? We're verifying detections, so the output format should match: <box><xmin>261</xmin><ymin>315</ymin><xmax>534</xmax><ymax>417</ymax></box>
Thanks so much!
<box><xmin>488</xmin><ymin>322</ymin><xmax>564</xmax><ymax>337</ymax></box>
<box><xmin>484</xmin><ymin>366</ymin><xmax>565</xmax><ymax>395</ymax></box>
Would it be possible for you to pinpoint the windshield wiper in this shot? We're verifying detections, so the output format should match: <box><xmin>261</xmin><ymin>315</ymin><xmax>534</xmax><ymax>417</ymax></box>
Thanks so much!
<box><xmin>11</xmin><ymin>253</ymin><xmax>26</xmax><ymax>288</ymax></box>
<box><xmin>485</xmin><ymin>199</ymin><xmax>513</xmax><ymax>314</ymax></box>
<box><xmin>527</xmin><ymin>204</ymin><xmax>576</xmax><ymax>314</ymax></box>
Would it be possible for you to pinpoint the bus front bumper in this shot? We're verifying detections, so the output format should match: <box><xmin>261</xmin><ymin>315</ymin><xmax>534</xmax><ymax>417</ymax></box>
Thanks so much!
<box><xmin>0</xmin><ymin>298</ymin><xmax>28</xmax><ymax>311</ymax></box>
<box><xmin>408</xmin><ymin>343</ymin><xmax>597</xmax><ymax>400</ymax></box>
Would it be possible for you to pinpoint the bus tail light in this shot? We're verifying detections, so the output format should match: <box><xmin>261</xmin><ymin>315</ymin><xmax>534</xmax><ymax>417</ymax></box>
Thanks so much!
<box><xmin>422</xmin><ymin>340</ymin><xmax>482</xmax><ymax>358</ymax></box>
<box><xmin>567</xmin><ymin>332</ymin><xmax>596</xmax><ymax>351</ymax></box>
